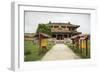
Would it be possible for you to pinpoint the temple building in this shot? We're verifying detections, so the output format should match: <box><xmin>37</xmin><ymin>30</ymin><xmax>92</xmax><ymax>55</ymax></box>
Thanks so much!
<box><xmin>48</xmin><ymin>21</ymin><xmax>81</xmax><ymax>41</ymax></box>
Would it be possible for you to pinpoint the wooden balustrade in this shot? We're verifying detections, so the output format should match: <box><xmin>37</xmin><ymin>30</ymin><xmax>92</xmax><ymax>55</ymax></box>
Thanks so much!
<box><xmin>71</xmin><ymin>34</ymin><xmax>90</xmax><ymax>58</ymax></box>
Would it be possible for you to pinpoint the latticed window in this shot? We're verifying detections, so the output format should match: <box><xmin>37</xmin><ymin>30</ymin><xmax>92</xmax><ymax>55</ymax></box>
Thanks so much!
<box><xmin>54</xmin><ymin>26</ymin><xmax>59</xmax><ymax>28</ymax></box>
<box><xmin>61</xmin><ymin>26</ymin><xmax>66</xmax><ymax>28</ymax></box>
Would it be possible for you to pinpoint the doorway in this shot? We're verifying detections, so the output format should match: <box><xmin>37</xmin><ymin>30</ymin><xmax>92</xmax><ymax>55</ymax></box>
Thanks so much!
<box><xmin>57</xmin><ymin>34</ymin><xmax>63</xmax><ymax>40</ymax></box>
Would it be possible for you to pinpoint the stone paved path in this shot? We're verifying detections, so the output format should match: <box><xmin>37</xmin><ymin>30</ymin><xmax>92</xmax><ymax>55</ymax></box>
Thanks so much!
<box><xmin>41</xmin><ymin>44</ymin><xmax>80</xmax><ymax>61</ymax></box>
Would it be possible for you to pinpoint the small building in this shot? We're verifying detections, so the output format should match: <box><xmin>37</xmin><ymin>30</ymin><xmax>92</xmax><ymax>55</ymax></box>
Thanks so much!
<box><xmin>24</xmin><ymin>33</ymin><xmax>34</xmax><ymax>41</ymax></box>
<box><xmin>34</xmin><ymin>32</ymin><xmax>50</xmax><ymax>53</ymax></box>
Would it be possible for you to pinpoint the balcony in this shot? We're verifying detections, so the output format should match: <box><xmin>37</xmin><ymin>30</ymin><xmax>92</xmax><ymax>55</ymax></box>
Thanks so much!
<box><xmin>51</xmin><ymin>28</ymin><xmax>77</xmax><ymax>33</ymax></box>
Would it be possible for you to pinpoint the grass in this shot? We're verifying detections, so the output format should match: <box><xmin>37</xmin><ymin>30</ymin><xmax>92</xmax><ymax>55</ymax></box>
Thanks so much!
<box><xmin>24</xmin><ymin>40</ymin><xmax>54</xmax><ymax>62</ymax></box>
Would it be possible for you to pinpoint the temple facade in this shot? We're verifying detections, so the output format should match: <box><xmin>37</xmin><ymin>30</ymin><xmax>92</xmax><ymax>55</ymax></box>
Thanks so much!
<box><xmin>48</xmin><ymin>21</ymin><xmax>81</xmax><ymax>41</ymax></box>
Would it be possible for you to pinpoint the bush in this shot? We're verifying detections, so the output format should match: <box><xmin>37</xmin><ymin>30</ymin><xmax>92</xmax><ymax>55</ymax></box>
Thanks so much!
<box><xmin>37</xmin><ymin>24</ymin><xmax>51</xmax><ymax>35</ymax></box>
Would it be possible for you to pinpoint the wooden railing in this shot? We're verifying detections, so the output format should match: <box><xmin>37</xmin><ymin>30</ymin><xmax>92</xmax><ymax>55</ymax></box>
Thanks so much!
<box><xmin>70</xmin><ymin>34</ymin><xmax>90</xmax><ymax>58</ymax></box>
<box><xmin>51</xmin><ymin>28</ymin><xmax>77</xmax><ymax>32</ymax></box>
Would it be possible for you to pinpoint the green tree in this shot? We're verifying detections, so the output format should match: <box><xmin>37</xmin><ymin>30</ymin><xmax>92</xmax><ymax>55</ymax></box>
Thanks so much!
<box><xmin>37</xmin><ymin>24</ymin><xmax>51</xmax><ymax>35</ymax></box>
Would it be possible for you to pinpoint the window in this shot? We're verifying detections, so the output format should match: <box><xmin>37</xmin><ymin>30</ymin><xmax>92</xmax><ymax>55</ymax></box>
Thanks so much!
<box><xmin>61</xmin><ymin>26</ymin><xmax>66</xmax><ymax>28</ymax></box>
<box><xmin>54</xmin><ymin>26</ymin><xmax>59</xmax><ymax>28</ymax></box>
<box><xmin>51</xmin><ymin>26</ymin><xmax>53</xmax><ymax>28</ymax></box>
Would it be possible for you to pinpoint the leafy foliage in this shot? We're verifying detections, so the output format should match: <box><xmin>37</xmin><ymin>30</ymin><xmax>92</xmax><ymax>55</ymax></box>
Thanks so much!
<box><xmin>37</xmin><ymin>24</ymin><xmax>51</xmax><ymax>35</ymax></box>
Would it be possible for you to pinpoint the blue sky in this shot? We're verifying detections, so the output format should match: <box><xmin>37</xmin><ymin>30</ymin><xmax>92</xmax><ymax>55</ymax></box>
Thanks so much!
<box><xmin>25</xmin><ymin>11</ymin><xmax>90</xmax><ymax>34</ymax></box>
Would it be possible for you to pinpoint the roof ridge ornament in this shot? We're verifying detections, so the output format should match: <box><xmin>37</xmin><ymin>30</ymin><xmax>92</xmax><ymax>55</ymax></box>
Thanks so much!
<box><xmin>68</xmin><ymin>21</ymin><xmax>71</xmax><ymax>25</ymax></box>
<box><xmin>49</xmin><ymin>21</ymin><xmax>51</xmax><ymax>24</ymax></box>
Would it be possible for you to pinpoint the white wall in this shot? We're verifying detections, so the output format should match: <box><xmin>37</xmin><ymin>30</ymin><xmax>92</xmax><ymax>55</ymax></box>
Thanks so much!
<box><xmin>0</xmin><ymin>0</ymin><xmax>100</xmax><ymax>73</ymax></box>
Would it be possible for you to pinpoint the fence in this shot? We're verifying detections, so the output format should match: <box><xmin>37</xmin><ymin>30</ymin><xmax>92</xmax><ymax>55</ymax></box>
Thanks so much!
<box><xmin>71</xmin><ymin>34</ymin><xmax>90</xmax><ymax>58</ymax></box>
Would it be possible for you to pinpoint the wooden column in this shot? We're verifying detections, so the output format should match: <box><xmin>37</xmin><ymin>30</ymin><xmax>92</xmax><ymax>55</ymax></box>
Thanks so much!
<box><xmin>68</xmin><ymin>34</ymin><xmax>69</xmax><ymax>38</ymax></box>
<box><xmin>80</xmin><ymin>39</ymin><xmax>82</xmax><ymax>53</ymax></box>
<box><xmin>62</xmin><ymin>34</ymin><xmax>64</xmax><ymax>40</ymax></box>
<box><xmin>56</xmin><ymin>34</ymin><xmax>57</xmax><ymax>40</ymax></box>
<box><xmin>66</xmin><ymin>34</ymin><xmax>68</xmax><ymax>38</ymax></box>
<box><xmin>85</xmin><ymin>37</ymin><xmax>88</xmax><ymax>57</ymax></box>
